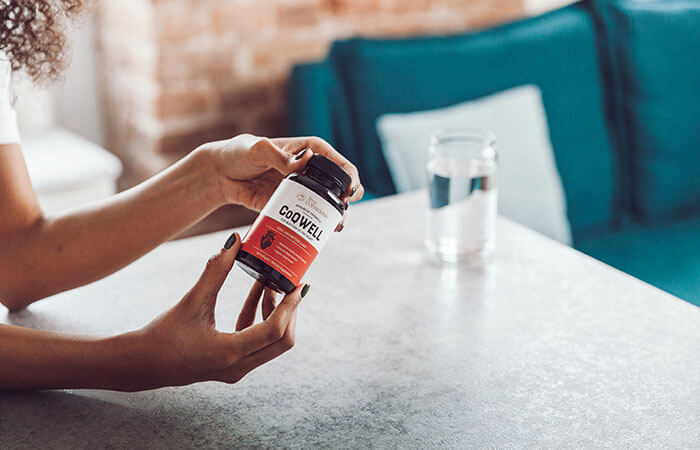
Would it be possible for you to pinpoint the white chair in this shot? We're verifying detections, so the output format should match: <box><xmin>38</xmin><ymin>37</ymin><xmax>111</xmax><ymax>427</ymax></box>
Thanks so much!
<box><xmin>21</xmin><ymin>127</ymin><xmax>122</xmax><ymax>213</ymax></box>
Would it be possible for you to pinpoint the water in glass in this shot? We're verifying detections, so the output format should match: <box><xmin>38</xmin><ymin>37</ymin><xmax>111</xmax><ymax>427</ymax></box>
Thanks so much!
<box><xmin>425</xmin><ymin>130</ymin><xmax>497</xmax><ymax>263</ymax></box>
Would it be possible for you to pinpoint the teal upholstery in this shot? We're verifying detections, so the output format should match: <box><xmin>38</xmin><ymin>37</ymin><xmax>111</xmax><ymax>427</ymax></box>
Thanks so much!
<box><xmin>289</xmin><ymin>63</ymin><xmax>337</xmax><ymax>145</ymax></box>
<box><xmin>578</xmin><ymin>217</ymin><xmax>700</xmax><ymax>306</ymax></box>
<box><xmin>594</xmin><ymin>0</ymin><xmax>700</xmax><ymax>221</ymax></box>
<box><xmin>327</xmin><ymin>5</ymin><xmax>617</xmax><ymax>239</ymax></box>
<box><xmin>288</xmin><ymin>63</ymin><xmax>377</xmax><ymax>203</ymax></box>
<box><xmin>289</xmin><ymin>63</ymin><xmax>357</xmax><ymax>163</ymax></box>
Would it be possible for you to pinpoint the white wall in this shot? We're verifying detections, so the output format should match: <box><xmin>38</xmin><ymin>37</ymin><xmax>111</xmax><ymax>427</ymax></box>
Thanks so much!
<box><xmin>52</xmin><ymin>14</ymin><xmax>105</xmax><ymax>146</ymax></box>
<box><xmin>14</xmin><ymin>13</ymin><xmax>105</xmax><ymax>147</ymax></box>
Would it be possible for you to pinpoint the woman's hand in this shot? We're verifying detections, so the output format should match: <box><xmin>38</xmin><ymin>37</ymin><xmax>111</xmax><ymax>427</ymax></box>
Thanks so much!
<box><xmin>134</xmin><ymin>232</ymin><xmax>309</xmax><ymax>390</ymax></box>
<box><xmin>0</xmin><ymin>232</ymin><xmax>309</xmax><ymax>392</ymax></box>
<box><xmin>198</xmin><ymin>134</ymin><xmax>364</xmax><ymax>212</ymax></box>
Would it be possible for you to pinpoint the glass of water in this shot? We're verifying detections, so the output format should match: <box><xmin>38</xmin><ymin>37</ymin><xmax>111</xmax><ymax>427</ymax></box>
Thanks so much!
<box><xmin>425</xmin><ymin>128</ymin><xmax>497</xmax><ymax>264</ymax></box>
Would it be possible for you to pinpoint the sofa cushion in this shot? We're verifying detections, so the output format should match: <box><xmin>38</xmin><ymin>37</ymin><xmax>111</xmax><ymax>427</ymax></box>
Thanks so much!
<box><xmin>329</xmin><ymin>4</ymin><xmax>617</xmax><ymax>239</ymax></box>
<box><xmin>376</xmin><ymin>85</ymin><xmax>572</xmax><ymax>245</ymax></box>
<box><xmin>577</xmin><ymin>217</ymin><xmax>700</xmax><ymax>306</ymax></box>
<box><xmin>289</xmin><ymin>62</ymin><xmax>357</xmax><ymax>163</ymax></box>
<box><xmin>595</xmin><ymin>0</ymin><xmax>700</xmax><ymax>221</ymax></box>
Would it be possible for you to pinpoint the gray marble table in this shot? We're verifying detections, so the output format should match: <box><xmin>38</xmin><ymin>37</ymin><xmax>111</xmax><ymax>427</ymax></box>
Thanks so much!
<box><xmin>2</xmin><ymin>192</ymin><xmax>699</xmax><ymax>449</ymax></box>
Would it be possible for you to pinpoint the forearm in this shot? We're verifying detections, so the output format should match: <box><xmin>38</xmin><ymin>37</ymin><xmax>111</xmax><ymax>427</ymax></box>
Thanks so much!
<box><xmin>0</xmin><ymin>148</ymin><xmax>224</xmax><ymax>308</ymax></box>
<box><xmin>0</xmin><ymin>324</ymin><xmax>157</xmax><ymax>391</ymax></box>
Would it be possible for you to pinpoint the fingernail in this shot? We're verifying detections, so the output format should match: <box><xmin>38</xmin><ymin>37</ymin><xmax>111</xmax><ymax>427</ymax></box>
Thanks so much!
<box><xmin>338</xmin><ymin>223</ymin><xmax>344</xmax><ymax>232</ymax></box>
<box><xmin>224</xmin><ymin>232</ymin><xmax>238</xmax><ymax>249</ymax></box>
<box><xmin>294</xmin><ymin>148</ymin><xmax>310</xmax><ymax>161</ymax></box>
<box><xmin>300</xmin><ymin>283</ymin><xmax>311</xmax><ymax>298</ymax></box>
<box><xmin>351</xmin><ymin>185</ymin><xmax>357</xmax><ymax>196</ymax></box>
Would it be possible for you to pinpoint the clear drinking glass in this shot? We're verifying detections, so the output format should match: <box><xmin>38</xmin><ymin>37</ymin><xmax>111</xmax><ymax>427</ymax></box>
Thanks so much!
<box><xmin>425</xmin><ymin>128</ymin><xmax>498</xmax><ymax>264</ymax></box>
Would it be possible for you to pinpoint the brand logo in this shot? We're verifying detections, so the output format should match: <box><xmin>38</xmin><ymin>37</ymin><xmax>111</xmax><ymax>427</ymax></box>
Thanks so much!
<box><xmin>304</xmin><ymin>196</ymin><xmax>329</xmax><ymax>219</ymax></box>
<box><xmin>297</xmin><ymin>192</ymin><xmax>306</xmax><ymax>201</ymax></box>
<box><xmin>260</xmin><ymin>230</ymin><xmax>276</xmax><ymax>249</ymax></box>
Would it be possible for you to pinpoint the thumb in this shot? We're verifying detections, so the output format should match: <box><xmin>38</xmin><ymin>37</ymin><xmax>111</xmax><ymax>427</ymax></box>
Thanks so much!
<box><xmin>266</xmin><ymin>143</ymin><xmax>313</xmax><ymax>176</ymax></box>
<box><xmin>251</xmin><ymin>138</ymin><xmax>300</xmax><ymax>176</ymax></box>
<box><xmin>285</xmin><ymin>147</ymin><xmax>314</xmax><ymax>175</ymax></box>
<box><xmin>193</xmin><ymin>232</ymin><xmax>241</xmax><ymax>298</ymax></box>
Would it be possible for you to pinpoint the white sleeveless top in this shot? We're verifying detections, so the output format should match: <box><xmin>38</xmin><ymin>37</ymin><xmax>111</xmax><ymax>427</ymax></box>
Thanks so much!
<box><xmin>0</xmin><ymin>55</ymin><xmax>20</xmax><ymax>144</ymax></box>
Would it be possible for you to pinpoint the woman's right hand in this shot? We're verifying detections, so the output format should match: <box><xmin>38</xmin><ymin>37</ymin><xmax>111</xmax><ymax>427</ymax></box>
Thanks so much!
<box><xmin>130</xmin><ymin>232</ymin><xmax>308</xmax><ymax>390</ymax></box>
<box><xmin>198</xmin><ymin>134</ymin><xmax>364</xmax><ymax>212</ymax></box>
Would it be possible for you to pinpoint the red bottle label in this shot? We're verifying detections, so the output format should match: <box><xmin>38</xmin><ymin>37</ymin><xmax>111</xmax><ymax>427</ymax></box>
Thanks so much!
<box><xmin>240</xmin><ymin>179</ymin><xmax>342</xmax><ymax>286</ymax></box>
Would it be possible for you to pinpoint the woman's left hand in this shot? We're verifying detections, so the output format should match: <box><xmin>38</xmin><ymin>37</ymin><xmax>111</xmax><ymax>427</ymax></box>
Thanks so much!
<box><xmin>199</xmin><ymin>134</ymin><xmax>364</xmax><ymax>212</ymax></box>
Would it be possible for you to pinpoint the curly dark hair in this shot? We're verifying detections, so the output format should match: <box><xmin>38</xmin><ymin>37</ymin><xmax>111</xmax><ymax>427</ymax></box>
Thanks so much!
<box><xmin>0</xmin><ymin>0</ymin><xmax>85</xmax><ymax>83</ymax></box>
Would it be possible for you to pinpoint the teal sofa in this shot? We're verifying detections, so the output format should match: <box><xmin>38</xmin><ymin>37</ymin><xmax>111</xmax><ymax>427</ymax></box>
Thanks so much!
<box><xmin>288</xmin><ymin>0</ymin><xmax>700</xmax><ymax>307</ymax></box>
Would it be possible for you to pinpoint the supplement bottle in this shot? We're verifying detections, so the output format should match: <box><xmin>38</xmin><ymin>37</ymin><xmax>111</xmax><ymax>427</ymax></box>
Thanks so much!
<box><xmin>236</xmin><ymin>154</ymin><xmax>351</xmax><ymax>294</ymax></box>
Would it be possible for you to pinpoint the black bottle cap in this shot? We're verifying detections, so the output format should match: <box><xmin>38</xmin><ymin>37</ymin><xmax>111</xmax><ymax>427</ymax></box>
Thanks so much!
<box><xmin>307</xmin><ymin>154</ymin><xmax>352</xmax><ymax>192</ymax></box>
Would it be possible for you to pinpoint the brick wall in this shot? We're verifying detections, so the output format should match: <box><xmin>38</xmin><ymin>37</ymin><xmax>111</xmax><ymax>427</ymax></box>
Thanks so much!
<box><xmin>96</xmin><ymin>0</ymin><xmax>524</xmax><ymax>233</ymax></box>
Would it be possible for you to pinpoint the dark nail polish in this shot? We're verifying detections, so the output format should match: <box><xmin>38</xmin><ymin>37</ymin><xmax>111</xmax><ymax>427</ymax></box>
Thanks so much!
<box><xmin>301</xmin><ymin>284</ymin><xmax>311</xmax><ymax>298</ymax></box>
<box><xmin>338</xmin><ymin>223</ymin><xmax>344</xmax><ymax>232</ymax></box>
<box><xmin>295</xmin><ymin>148</ymin><xmax>309</xmax><ymax>161</ymax></box>
<box><xmin>224</xmin><ymin>232</ymin><xmax>238</xmax><ymax>249</ymax></box>
<box><xmin>351</xmin><ymin>185</ymin><xmax>357</xmax><ymax>196</ymax></box>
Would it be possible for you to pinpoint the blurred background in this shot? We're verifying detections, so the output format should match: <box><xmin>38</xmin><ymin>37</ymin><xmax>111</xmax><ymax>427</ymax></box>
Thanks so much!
<box><xmin>16</xmin><ymin>0</ymin><xmax>570</xmax><ymax>233</ymax></box>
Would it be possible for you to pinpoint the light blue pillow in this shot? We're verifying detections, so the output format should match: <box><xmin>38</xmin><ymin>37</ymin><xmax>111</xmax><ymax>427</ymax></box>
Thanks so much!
<box><xmin>376</xmin><ymin>85</ymin><xmax>572</xmax><ymax>245</ymax></box>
